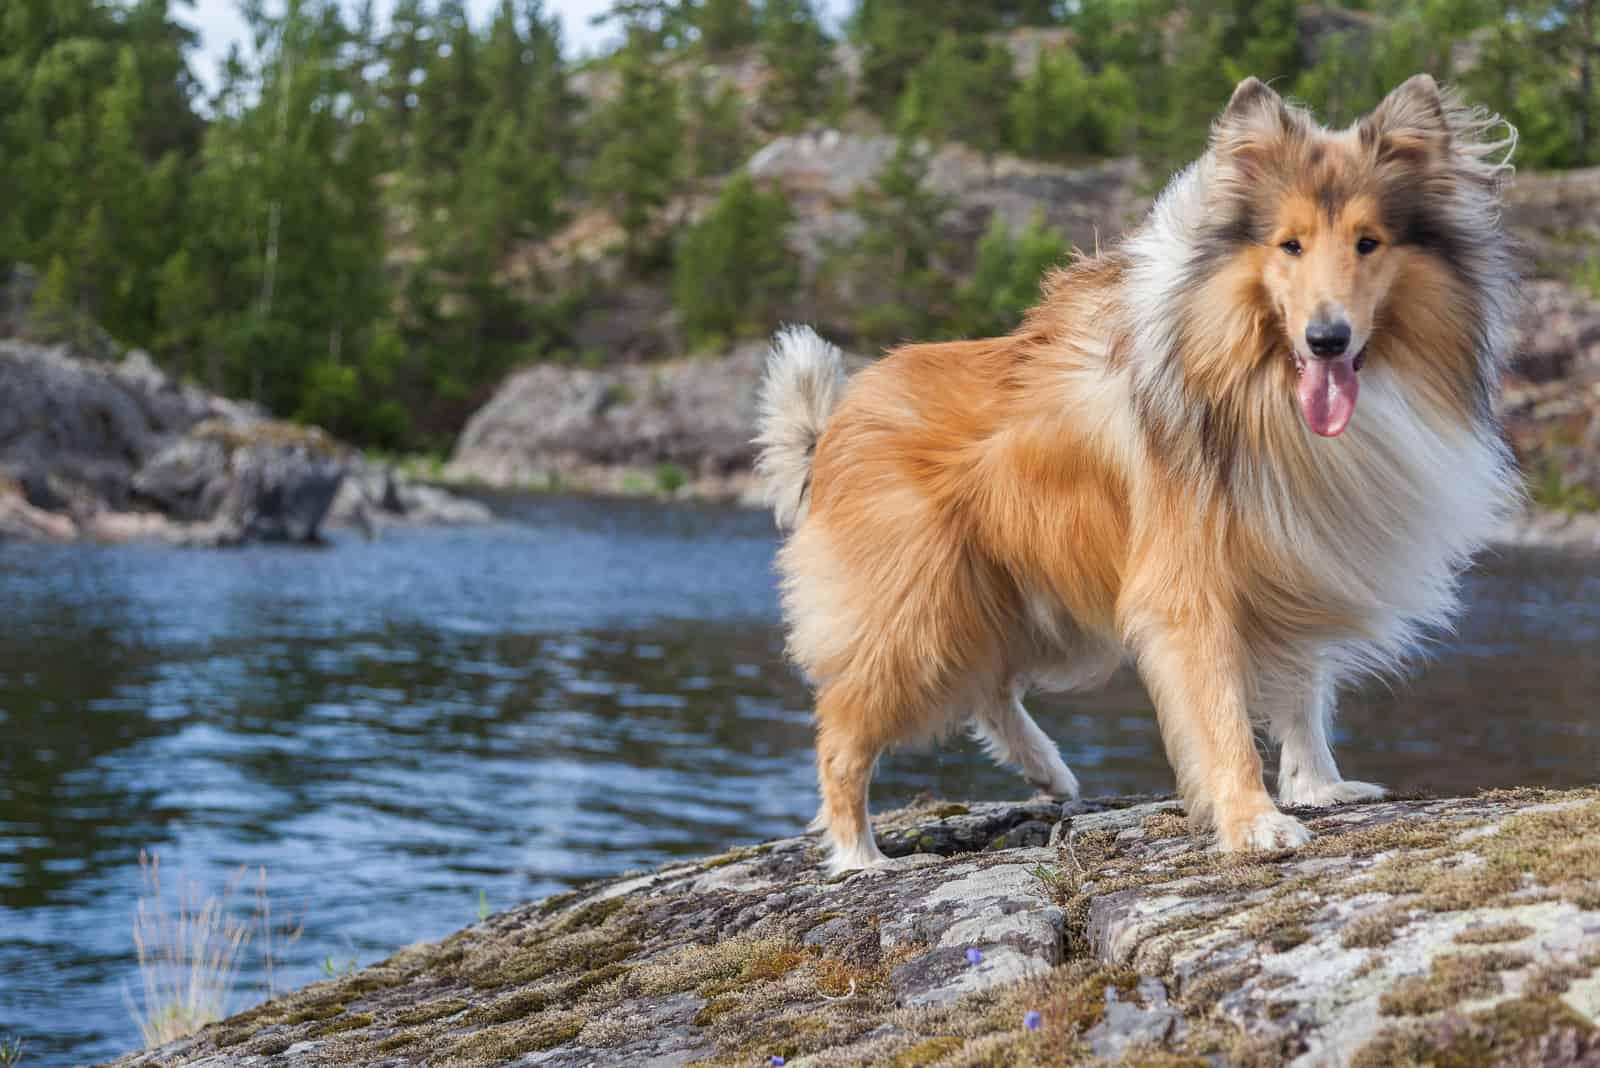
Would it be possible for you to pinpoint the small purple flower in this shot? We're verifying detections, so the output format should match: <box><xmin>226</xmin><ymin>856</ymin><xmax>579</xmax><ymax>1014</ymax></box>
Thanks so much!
<box><xmin>1024</xmin><ymin>1010</ymin><xmax>1042</xmax><ymax>1031</ymax></box>
<box><xmin>965</xmin><ymin>947</ymin><xmax>984</xmax><ymax>965</ymax></box>
<box><xmin>771</xmin><ymin>1058</ymin><xmax>786</xmax><ymax>1067</ymax></box>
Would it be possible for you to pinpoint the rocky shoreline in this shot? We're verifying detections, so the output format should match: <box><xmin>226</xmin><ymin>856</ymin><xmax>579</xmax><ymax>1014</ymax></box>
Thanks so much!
<box><xmin>0</xmin><ymin>339</ymin><xmax>490</xmax><ymax>547</ymax></box>
<box><xmin>106</xmin><ymin>787</ymin><xmax>1600</xmax><ymax>1067</ymax></box>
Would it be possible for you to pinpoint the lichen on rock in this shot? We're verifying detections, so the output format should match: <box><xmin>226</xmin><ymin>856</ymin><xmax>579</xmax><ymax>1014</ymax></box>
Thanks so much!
<box><xmin>103</xmin><ymin>789</ymin><xmax>1600</xmax><ymax>1068</ymax></box>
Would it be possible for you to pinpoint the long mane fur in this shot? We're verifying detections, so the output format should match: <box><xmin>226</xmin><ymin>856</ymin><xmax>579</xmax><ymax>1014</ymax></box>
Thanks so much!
<box><xmin>1105</xmin><ymin>80</ymin><xmax>1522</xmax><ymax>682</ymax></box>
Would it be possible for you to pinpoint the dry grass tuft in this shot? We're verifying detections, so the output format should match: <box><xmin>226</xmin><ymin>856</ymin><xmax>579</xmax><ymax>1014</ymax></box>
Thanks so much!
<box><xmin>125</xmin><ymin>850</ymin><xmax>303</xmax><ymax>1048</ymax></box>
<box><xmin>1378</xmin><ymin>950</ymin><xmax>1533</xmax><ymax>1016</ymax></box>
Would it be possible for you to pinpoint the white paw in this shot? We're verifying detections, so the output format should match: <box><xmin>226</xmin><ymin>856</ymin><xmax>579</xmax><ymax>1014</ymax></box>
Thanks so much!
<box><xmin>1028</xmin><ymin>758</ymin><xmax>1080</xmax><ymax>801</ymax></box>
<box><xmin>1222</xmin><ymin>810</ymin><xmax>1312</xmax><ymax>853</ymax></box>
<box><xmin>1279</xmin><ymin>779</ymin><xmax>1388</xmax><ymax>808</ymax></box>
<box><xmin>823</xmin><ymin>836</ymin><xmax>888</xmax><ymax>877</ymax></box>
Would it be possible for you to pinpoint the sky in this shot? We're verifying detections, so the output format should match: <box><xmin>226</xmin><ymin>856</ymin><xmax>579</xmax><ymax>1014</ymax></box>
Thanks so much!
<box><xmin>181</xmin><ymin>0</ymin><xmax>621</xmax><ymax>91</ymax></box>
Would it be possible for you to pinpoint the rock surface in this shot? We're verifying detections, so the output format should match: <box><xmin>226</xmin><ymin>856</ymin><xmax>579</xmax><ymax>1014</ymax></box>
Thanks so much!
<box><xmin>0</xmin><ymin>339</ymin><xmax>489</xmax><ymax>545</ymax></box>
<box><xmin>106</xmin><ymin>787</ymin><xmax>1600</xmax><ymax>1067</ymax></box>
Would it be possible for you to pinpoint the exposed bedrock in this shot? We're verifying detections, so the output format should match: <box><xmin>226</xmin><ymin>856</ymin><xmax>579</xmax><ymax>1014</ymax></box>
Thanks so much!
<box><xmin>106</xmin><ymin>787</ymin><xmax>1600</xmax><ymax>1067</ymax></box>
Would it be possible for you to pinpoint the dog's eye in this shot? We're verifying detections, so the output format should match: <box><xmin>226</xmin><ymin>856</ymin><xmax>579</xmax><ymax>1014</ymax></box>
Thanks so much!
<box><xmin>1356</xmin><ymin>236</ymin><xmax>1380</xmax><ymax>255</ymax></box>
<box><xmin>1280</xmin><ymin>239</ymin><xmax>1303</xmax><ymax>256</ymax></box>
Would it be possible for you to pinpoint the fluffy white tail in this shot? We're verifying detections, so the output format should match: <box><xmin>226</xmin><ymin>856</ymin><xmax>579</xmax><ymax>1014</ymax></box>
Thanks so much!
<box><xmin>754</xmin><ymin>325</ymin><xmax>847</xmax><ymax>530</ymax></box>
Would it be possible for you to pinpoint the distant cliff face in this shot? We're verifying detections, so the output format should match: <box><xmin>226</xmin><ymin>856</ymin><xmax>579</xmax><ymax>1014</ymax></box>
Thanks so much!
<box><xmin>107</xmin><ymin>788</ymin><xmax>1600</xmax><ymax>1068</ymax></box>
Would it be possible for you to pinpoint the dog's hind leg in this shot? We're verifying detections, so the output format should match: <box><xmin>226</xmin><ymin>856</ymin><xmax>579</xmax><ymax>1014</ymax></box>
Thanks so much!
<box><xmin>971</xmin><ymin>687</ymin><xmax>1079</xmax><ymax>800</ymax></box>
<box><xmin>814</xmin><ymin>683</ymin><xmax>888</xmax><ymax>874</ymax></box>
<box><xmin>1265</xmin><ymin>666</ymin><xmax>1387</xmax><ymax>808</ymax></box>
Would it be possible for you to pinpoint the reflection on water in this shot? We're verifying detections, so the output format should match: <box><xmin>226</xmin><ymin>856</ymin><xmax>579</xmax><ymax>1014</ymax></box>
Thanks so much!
<box><xmin>0</xmin><ymin>494</ymin><xmax>1596</xmax><ymax>1064</ymax></box>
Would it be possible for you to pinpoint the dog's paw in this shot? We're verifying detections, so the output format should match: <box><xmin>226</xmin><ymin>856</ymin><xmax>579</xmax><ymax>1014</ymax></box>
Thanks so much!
<box><xmin>1219</xmin><ymin>809</ymin><xmax>1311</xmax><ymax>852</ymax></box>
<box><xmin>1279</xmin><ymin>779</ymin><xmax>1388</xmax><ymax>809</ymax></box>
<box><xmin>823</xmin><ymin>837</ymin><xmax>889</xmax><ymax>878</ymax></box>
<box><xmin>1027</xmin><ymin>760</ymin><xmax>1080</xmax><ymax>802</ymax></box>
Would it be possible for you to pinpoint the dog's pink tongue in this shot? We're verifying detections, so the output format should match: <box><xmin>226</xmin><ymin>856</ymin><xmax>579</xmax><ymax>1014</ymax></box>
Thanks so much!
<box><xmin>1298</xmin><ymin>355</ymin><xmax>1359</xmax><ymax>437</ymax></box>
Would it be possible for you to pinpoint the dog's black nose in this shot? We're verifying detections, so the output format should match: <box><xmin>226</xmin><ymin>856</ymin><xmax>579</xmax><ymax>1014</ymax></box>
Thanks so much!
<box><xmin>1306</xmin><ymin>320</ymin><xmax>1352</xmax><ymax>358</ymax></box>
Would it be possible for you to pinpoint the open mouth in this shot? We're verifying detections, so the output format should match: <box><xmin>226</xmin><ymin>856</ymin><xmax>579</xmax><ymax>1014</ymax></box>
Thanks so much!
<box><xmin>1292</xmin><ymin>346</ymin><xmax>1365</xmax><ymax>437</ymax></box>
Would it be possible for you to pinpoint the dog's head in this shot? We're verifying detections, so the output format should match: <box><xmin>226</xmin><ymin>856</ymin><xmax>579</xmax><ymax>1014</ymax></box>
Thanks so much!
<box><xmin>1201</xmin><ymin>75</ymin><xmax>1511</xmax><ymax>437</ymax></box>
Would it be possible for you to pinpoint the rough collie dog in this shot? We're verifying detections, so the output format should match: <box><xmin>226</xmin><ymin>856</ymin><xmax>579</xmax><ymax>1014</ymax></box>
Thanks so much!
<box><xmin>754</xmin><ymin>75</ymin><xmax>1521</xmax><ymax>874</ymax></box>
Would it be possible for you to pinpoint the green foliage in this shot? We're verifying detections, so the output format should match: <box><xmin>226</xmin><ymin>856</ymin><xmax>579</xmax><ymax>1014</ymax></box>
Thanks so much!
<box><xmin>28</xmin><ymin>255</ymin><xmax>84</xmax><ymax>348</ymax></box>
<box><xmin>1009</xmin><ymin>49</ymin><xmax>1136</xmax><ymax>159</ymax></box>
<box><xmin>0</xmin><ymin>1034</ymin><xmax>22</xmax><ymax>1067</ymax></box>
<box><xmin>683</xmin><ymin>73</ymin><xmax>748</xmax><ymax>179</ymax></box>
<box><xmin>897</xmin><ymin>33</ymin><xmax>1018</xmax><ymax>157</ymax></box>
<box><xmin>655</xmin><ymin>463</ymin><xmax>687</xmax><ymax>494</ymax></box>
<box><xmin>826</xmin><ymin>141</ymin><xmax>958</xmax><ymax>347</ymax></box>
<box><xmin>692</xmin><ymin>0</ymin><xmax>758</xmax><ymax>55</ymax></box>
<box><xmin>673</xmin><ymin>173</ymin><xmax>795</xmax><ymax>346</ymax></box>
<box><xmin>587</xmin><ymin>30</ymin><xmax>683</xmax><ymax>267</ymax></box>
<box><xmin>756</xmin><ymin>0</ymin><xmax>835</xmax><ymax>130</ymax></box>
<box><xmin>3</xmin><ymin>0</ymin><xmax>1597</xmax><ymax>457</ymax></box>
<box><xmin>963</xmin><ymin>211</ymin><xmax>1069</xmax><ymax>335</ymax></box>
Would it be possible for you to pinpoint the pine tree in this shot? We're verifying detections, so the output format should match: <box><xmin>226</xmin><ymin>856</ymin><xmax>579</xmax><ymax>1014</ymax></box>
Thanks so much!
<box><xmin>29</xmin><ymin>254</ymin><xmax>81</xmax><ymax>347</ymax></box>
<box><xmin>694</xmin><ymin>0</ymin><xmax>758</xmax><ymax>55</ymax></box>
<box><xmin>587</xmin><ymin>30</ymin><xmax>683</xmax><ymax>267</ymax></box>
<box><xmin>673</xmin><ymin>172</ymin><xmax>795</xmax><ymax>346</ymax></box>
<box><xmin>1008</xmin><ymin>48</ymin><xmax>1135</xmax><ymax>160</ymax></box>
<box><xmin>755</xmin><ymin>0</ymin><xmax>833</xmax><ymax>130</ymax></box>
<box><xmin>828</xmin><ymin>141</ymin><xmax>955</xmax><ymax>346</ymax></box>
<box><xmin>684</xmin><ymin>74</ymin><xmax>748</xmax><ymax>179</ymax></box>
<box><xmin>962</xmin><ymin>210</ymin><xmax>1067</xmax><ymax>335</ymax></box>
<box><xmin>897</xmin><ymin>33</ymin><xmax>1017</xmax><ymax>158</ymax></box>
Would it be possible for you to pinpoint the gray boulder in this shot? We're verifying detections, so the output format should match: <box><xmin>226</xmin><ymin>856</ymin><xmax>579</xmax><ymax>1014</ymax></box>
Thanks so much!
<box><xmin>132</xmin><ymin>421</ymin><xmax>348</xmax><ymax>546</ymax></box>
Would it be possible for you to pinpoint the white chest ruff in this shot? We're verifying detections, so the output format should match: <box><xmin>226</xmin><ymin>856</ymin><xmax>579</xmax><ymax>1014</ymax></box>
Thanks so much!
<box><xmin>1233</xmin><ymin>369</ymin><xmax>1517</xmax><ymax>676</ymax></box>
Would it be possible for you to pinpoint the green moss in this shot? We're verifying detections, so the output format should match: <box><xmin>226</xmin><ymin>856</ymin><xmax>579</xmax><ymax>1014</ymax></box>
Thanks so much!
<box><xmin>931</xmin><ymin>804</ymin><xmax>971</xmax><ymax>819</ymax></box>
<box><xmin>1266</xmin><ymin>926</ymin><xmax>1311</xmax><ymax>952</ymax></box>
<box><xmin>336</xmin><ymin>969</ymin><xmax>405</xmax><ymax>996</ymax></box>
<box><xmin>557</xmin><ymin>962</ymin><xmax>632</xmax><ymax>999</ymax></box>
<box><xmin>1360</xmin><ymin>800</ymin><xmax>1600</xmax><ymax>915</ymax></box>
<box><xmin>741</xmin><ymin>947</ymin><xmax>808</xmax><ymax>982</ymax></box>
<box><xmin>213</xmin><ymin>1022</ymin><xmax>262</xmax><ymax>1048</ymax></box>
<box><xmin>693</xmin><ymin>996</ymin><xmax>740</xmax><ymax>1027</ymax></box>
<box><xmin>1379</xmin><ymin>950</ymin><xmax>1532</xmax><ymax>1016</ymax></box>
<box><xmin>247</xmin><ymin>1035</ymin><xmax>293</xmax><ymax>1056</ymax></box>
<box><xmin>392</xmin><ymin>997</ymin><xmax>468</xmax><ymax>1026</ymax></box>
<box><xmin>283</xmin><ymin>1001</ymin><xmax>345</xmax><ymax>1024</ymax></box>
<box><xmin>467</xmin><ymin>989</ymin><xmax>548</xmax><ymax>1026</ymax></box>
<box><xmin>309</xmin><ymin>1012</ymin><xmax>373</xmax><ymax>1037</ymax></box>
<box><xmin>376</xmin><ymin>1030</ymin><xmax>421</xmax><ymax>1052</ymax></box>
<box><xmin>558</xmin><ymin>895</ymin><xmax>627</xmax><ymax>931</ymax></box>
<box><xmin>448</xmin><ymin>1012</ymin><xmax>585</xmax><ymax>1063</ymax></box>
<box><xmin>1354</xmin><ymin>996</ymin><xmax>1595</xmax><ymax>1068</ymax></box>
<box><xmin>889</xmin><ymin>1035</ymin><xmax>965</xmax><ymax>1066</ymax></box>
<box><xmin>469</xmin><ymin>934</ymin><xmax>641</xmax><ymax>990</ymax></box>
<box><xmin>537</xmin><ymin>889</ymin><xmax>580</xmax><ymax>916</ymax></box>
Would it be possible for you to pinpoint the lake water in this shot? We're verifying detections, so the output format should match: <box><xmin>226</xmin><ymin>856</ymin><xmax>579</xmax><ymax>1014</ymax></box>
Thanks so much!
<box><xmin>2</xmin><ymin>494</ymin><xmax>1597</xmax><ymax>1065</ymax></box>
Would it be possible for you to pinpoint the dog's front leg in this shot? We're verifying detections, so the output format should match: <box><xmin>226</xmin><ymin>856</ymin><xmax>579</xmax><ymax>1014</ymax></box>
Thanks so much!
<box><xmin>1131</xmin><ymin>615</ymin><xmax>1310</xmax><ymax>852</ymax></box>
<box><xmin>1264</xmin><ymin>665</ymin><xmax>1387</xmax><ymax>809</ymax></box>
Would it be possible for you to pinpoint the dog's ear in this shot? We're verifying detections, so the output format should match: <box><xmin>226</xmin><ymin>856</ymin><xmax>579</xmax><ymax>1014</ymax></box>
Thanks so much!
<box><xmin>1362</xmin><ymin>74</ymin><xmax>1451</xmax><ymax>165</ymax></box>
<box><xmin>1212</xmin><ymin>77</ymin><xmax>1293</xmax><ymax>172</ymax></box>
